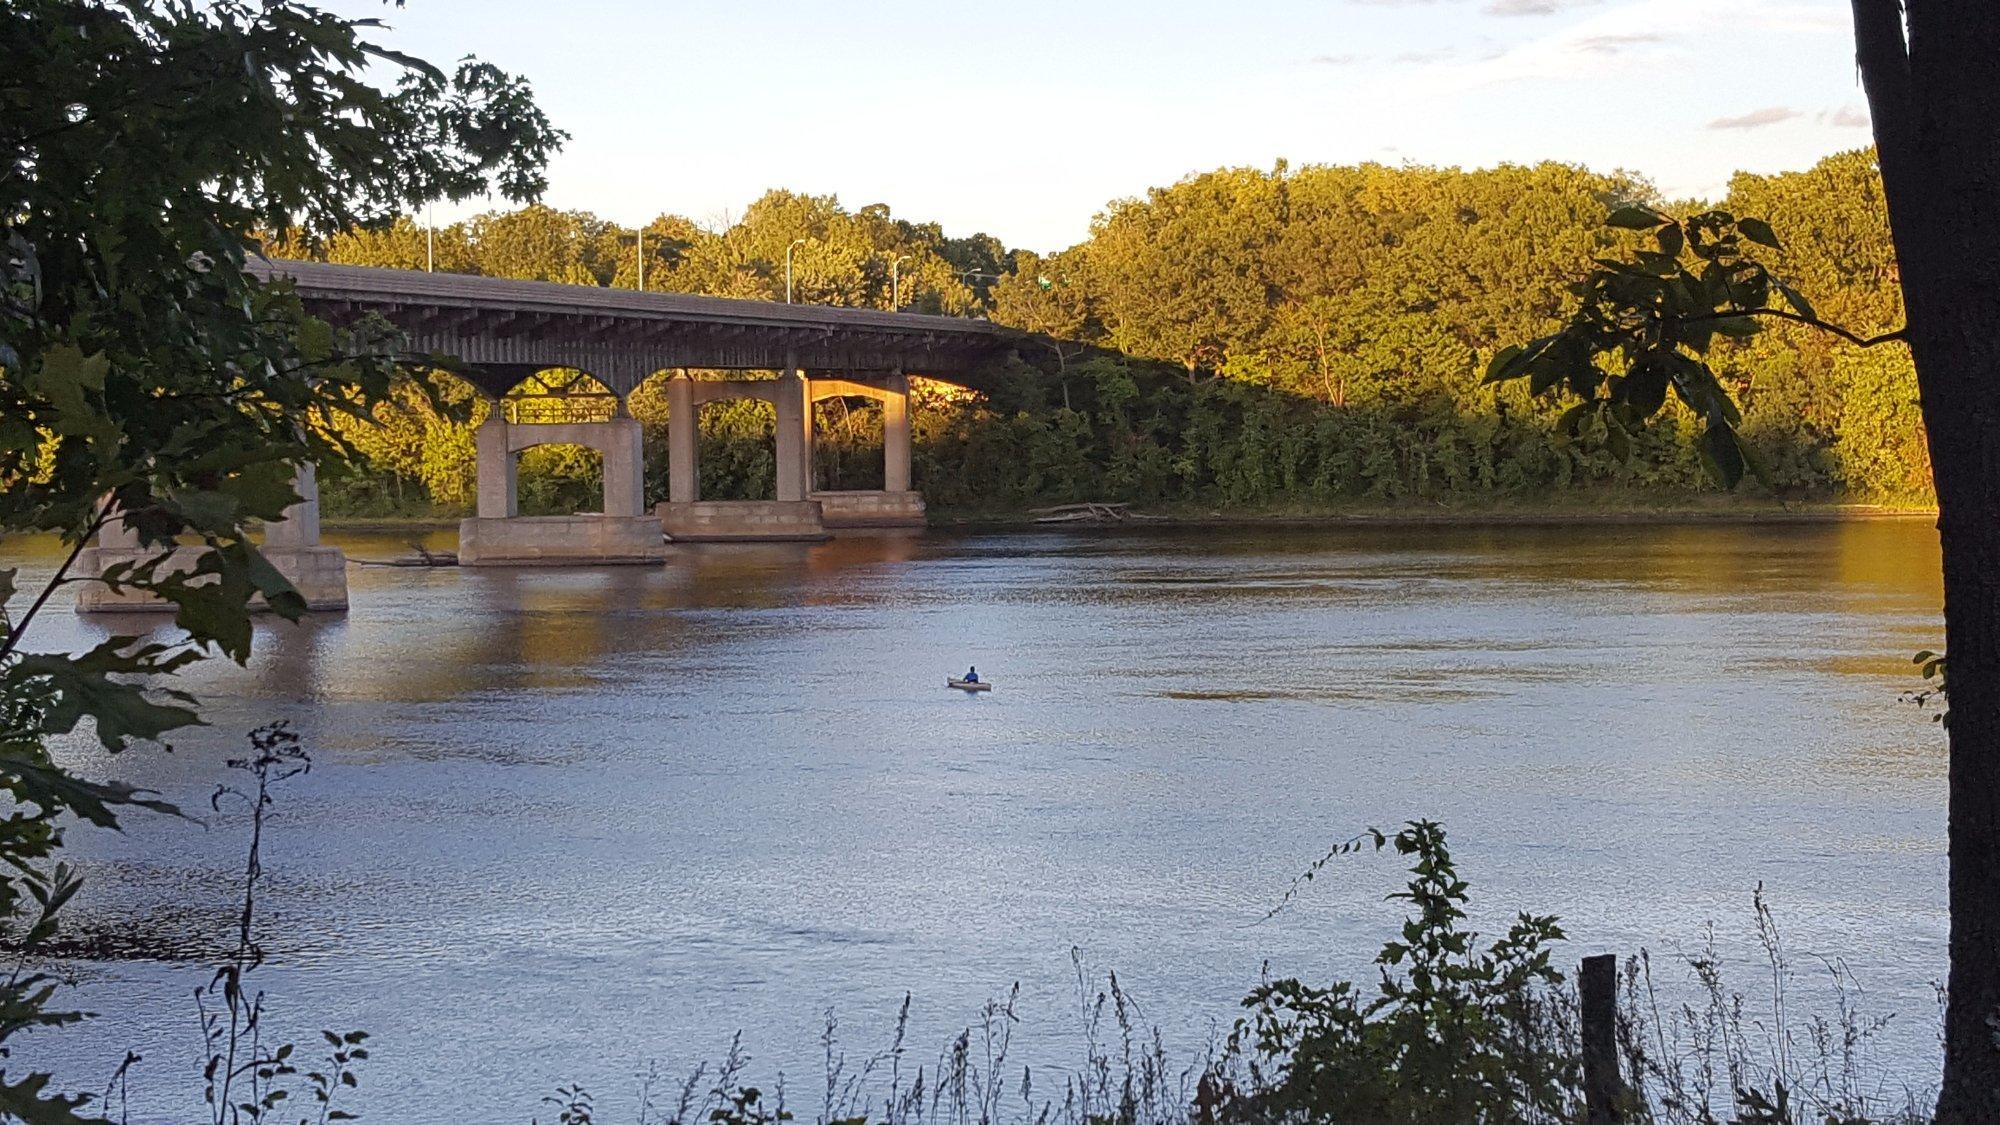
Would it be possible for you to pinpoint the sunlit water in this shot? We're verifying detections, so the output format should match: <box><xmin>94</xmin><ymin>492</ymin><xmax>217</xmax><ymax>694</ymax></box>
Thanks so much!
<box><xmin>8</xmin><ymin>521</ymin><xmax>1949</xmax><ymax>1121</ymax></box>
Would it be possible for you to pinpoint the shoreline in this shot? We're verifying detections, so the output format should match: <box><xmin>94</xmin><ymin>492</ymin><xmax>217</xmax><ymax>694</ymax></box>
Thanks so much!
<box><xmin>319</xmin><ymin>502</ymin><xmax>1940</xmax><ymax>535</ymax></box>
<box><xmin>930</xmin><ymin>503</ymin><xmax>1938</xmax><ymax>531</ymax></box>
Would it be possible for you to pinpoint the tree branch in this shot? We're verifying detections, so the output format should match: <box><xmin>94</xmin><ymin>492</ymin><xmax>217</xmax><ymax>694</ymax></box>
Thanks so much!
<box><xmin>1685</xmin><ymin>307</ymin><xmax>1908</xmax><ymax>348</ymax></box>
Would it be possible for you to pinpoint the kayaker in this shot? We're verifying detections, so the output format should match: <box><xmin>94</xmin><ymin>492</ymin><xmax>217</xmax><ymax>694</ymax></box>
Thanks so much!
<box><xmin>963</xmin><ymin>666</ymin><xmax>979</xmax><ymax>683</ymax></box>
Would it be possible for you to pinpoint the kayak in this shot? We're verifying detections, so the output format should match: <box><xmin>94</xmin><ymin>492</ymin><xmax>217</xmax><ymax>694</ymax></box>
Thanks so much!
<box><xmin>947</xmin><ymin>678</ymin><xmax>992</xmax><ymax>692</ymax></box>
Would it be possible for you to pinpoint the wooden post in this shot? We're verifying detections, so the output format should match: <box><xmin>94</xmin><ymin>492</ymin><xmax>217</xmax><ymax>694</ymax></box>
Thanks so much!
<box><xmin>1581</xmin><ymin>953</ymin><xmax>1623</xmax><ymax>1123</ymax></box>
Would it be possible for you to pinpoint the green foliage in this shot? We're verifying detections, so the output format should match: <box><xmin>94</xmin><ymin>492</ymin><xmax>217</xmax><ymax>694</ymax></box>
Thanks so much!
<box><xmin>289</xmin><ymin>153</ymin><xmax>1929</xmax><ymax>519</ymax></box>
<box><xmin>1906</xmin><ymin>650</ymin><xmax>1949</xmax><ymax>727</ymax></box>
<box><xmin>0</xmin><ymin>0</ymin><xmax>558</xmax><ymax>1115</ymax></box>
<box><xmin>1489</xmin><ymin>200</ymin><xmax>1906</xmax><ymax>490</ymax></box>
<box><xmin>1227</xmin><ymin>821</ymin><xmax>1578</xmax><ymax>1124</ymax></box>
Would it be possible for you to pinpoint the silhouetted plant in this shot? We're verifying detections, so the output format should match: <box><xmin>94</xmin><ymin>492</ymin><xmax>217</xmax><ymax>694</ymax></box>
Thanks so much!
<box><xmin>195</xmin><ymin>723</ymin><xmax>369</xmax><ymax>1125</ymax></box>
<box><xmin>537</xmin><ymin>1083</ymin><xmax>595</xmax><ymax>1125</ymax></box>
<box><xmin>1904</xmin><ymin>651</ymin><xmax>1948</xmax><ymax>727</ymax></box>
<box><xmin>1225</xmin><ymin>820</ymin><xmax>1578</xmax><ymax>1123</ymax></box>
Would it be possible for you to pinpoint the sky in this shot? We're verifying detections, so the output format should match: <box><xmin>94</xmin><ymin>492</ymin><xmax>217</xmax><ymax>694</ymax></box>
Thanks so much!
<box><xmin>331</xmin><ymin>0</ymin><xmax>1870</xmax><ymax>253</ymax></box>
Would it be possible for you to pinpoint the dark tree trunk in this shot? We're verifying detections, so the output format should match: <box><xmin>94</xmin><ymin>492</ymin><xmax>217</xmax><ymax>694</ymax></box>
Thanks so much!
<box><xmin>1853</xmin><ymin>2</ymin><xmax>2000</xmax><ymax>1116</ymax></box>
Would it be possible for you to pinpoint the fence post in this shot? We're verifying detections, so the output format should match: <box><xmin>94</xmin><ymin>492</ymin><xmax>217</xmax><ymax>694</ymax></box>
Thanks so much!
<box><xmin>1581</xmin><ymin>953</ymin><xmax>1623</xmax><ymax>1123</ymax></box>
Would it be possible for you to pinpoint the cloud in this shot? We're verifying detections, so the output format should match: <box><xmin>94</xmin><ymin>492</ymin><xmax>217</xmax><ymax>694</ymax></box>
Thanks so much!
<box><xmin>1303</xmin><ymin>43</ymin><xmax>1502</xmax><ymax>68</ymax></box>
<box><xmin>1573</xmin><ymin>32</ymin><xmax>1667</xmax><ymax>53</ymax></box>
<box><xmin>1707</xmin><ymin>106</ymin><xmax>1802</xmax><ymax>130</ymax></box>
<box><xmin>1356</xmin><ymin>0</ymin><xmax>1601</xmax><ymax>9</ymax></box>
<box><xmin>1482</xmin><ymin>0</ymin><xmax>1600</xmax><ymax>15</ymax></box>
<box><xmin>1821</xmin><ymin>104</ymin><xmax>1870</xmax><ymax>128</ymax></box>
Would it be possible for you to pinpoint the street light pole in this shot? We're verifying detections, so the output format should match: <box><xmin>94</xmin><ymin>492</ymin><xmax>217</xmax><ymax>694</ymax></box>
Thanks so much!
<box><xmin>890</xmin><ymin>253</ymin><xmax>911</xmax><ymax>311</ymax></box>
<box><xmin>637</xmin><ymin>228</ymin><xmax>645</xmax><ymax>292</ymax></box>
<box><xmin>785</xmin><ymin>237</ymin><xmax>808</xmax><ymax>303</ymax></box>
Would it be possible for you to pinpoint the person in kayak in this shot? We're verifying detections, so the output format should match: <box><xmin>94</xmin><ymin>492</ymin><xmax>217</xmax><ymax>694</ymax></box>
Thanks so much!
<box><xmin>963</xmin><ymin>666</ymin><xmax>979</xmax><ymax>683</ymax></box>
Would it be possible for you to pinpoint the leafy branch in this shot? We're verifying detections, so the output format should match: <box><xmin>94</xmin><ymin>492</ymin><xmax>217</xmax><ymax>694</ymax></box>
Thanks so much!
<box><xmin>1487</xmin><ymin>203</ymin><xmax>1910</xmax><ymax>488</ymax></box>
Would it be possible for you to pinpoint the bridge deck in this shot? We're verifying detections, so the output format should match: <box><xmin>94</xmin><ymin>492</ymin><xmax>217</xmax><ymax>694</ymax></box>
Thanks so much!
<box><xmin>251</xmin><ymin>258</ymin><xmax>1019</xmax><ymax>394</ymax></box>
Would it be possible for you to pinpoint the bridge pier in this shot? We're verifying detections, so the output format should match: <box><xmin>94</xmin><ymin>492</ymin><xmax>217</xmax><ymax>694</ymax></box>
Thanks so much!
<box><xmin>656</xmin><ymin>365</ymin><xmax>831</xmax><ymax>542</ymax></box>
<box><xmin>459</xmin><ymin>410</ymin><xmax>668</xmax><ymax>566</ymax></box>
<box><xmin>258</xmin><ymin>462</ymin><xmax>351</xmax><ymax>608</ymax></box>
<box><xmin>76</xmin><ymin>463</ymin><xmax>348</xmax><ymax>613</ymax></box>
<box><xmin>808</xmin><ymin>370</ymin><xmax>926</xmax><ymax>530</ymax></box>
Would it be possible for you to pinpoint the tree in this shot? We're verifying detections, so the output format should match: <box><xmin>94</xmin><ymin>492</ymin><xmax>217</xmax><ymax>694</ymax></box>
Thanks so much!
<box><xmin>1844</xmin><ymin>14</ymin><xmax>2000</xmax><ymax>1115</ymax></box>
<box><xmin>1488</xmin><ymin>8</ymin><xmax>2000</xmax><ymax>1114</ymax></box>
<box><xmin>470</xmin><ymin>204</ymin><xmax>621</xmax><ymax>285</ymax></box>
<box><xmin>0</xmin><ymin>1</ymin><xmax>559</xmax><ymax>1116</ymax></box>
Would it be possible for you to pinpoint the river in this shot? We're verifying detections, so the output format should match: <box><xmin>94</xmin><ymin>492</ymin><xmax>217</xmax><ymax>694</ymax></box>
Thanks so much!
<box><xmin>10</xmin><ymin>520</ymin><xmax>1949</xmax><ymax>1121</ymax></box>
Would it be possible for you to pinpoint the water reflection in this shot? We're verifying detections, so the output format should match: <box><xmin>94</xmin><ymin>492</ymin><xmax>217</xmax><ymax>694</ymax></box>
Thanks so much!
<box><xmin>4</xmin><ymin>518</ymin><xmax>1950</xmax><ymax>1123</ymax></box>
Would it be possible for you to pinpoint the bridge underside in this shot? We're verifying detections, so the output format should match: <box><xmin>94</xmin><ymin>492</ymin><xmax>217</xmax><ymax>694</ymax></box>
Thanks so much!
<box><xmin>261</xmin><ymin>260</ymin><xmax>1013</xmax><ymax>398</ymax></box>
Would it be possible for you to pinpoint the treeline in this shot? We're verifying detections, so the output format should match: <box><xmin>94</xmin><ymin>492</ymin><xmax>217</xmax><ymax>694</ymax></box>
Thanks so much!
<box><xmin>286</xmin><ymin>150</ymin><xmax>1929</xmax><ymax>516</ymax></box>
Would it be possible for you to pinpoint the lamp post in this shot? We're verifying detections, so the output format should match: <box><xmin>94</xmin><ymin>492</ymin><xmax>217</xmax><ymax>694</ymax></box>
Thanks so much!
<box><xmin>637</xmin><ymin>228</ymin><xmax>645</xmax><ymax>292</ymax></box>
<box><xmin>785</xmin><ymin>237</ymin><xmax>808</xmax><ymax>303</ymax></box>
<box><xmin>890</xmin><ymin>253</ymin><xmax>911</xmax><ymax>310</ymax></box>
<box><xmin>425</xmin><ymin>204</ymin><xmax>434</xmax><ymax>273</ymax></box>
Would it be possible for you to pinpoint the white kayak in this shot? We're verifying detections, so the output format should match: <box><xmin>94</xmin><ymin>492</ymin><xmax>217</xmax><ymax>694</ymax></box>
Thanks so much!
<box><xmin>948</xmin><ymin>678</ymin><xmax>992</xmax><ymax>692</ymax></box>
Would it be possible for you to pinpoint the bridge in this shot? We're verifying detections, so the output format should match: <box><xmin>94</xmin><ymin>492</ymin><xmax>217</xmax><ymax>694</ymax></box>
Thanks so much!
<box><xmin>77</xmin><ymin>260</ymin><xmax>1023</xmax><ymax>613</ymax></box>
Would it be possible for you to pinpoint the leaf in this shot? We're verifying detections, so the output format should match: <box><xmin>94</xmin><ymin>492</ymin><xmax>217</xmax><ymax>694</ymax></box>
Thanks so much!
<box><xmin>1624</xmin><ymin>361</ymin><xmax>1669</xmax><ymax>416</ymax></box>
<box><xmin>1698</xmin><ymin>423</ymin><xmax>1747</xmax><ymax>489</ymax></box>
<box><xmin>243</xmin><ymin>546</ymin><xmax>307</xmax><ymax>622</ymax></box>
<box><xmin>1607</xmin><ymin>205</ymin><xmax>1666</xmax><ymax>230</ymax></box>
<box><xmin>1485</xmin><ymin>336</ymin><xmax>1556</xmax><ymax>384</ymax></box>
<box><xmin>1738</xmin><ymin>217</ymin><xmax>1781</xmax><ymax>249</ymax></box>
<box><xmin>24</xmin><ymin>345</ymin><xmax>120</xmax><ymax>448</ymax></box>
<box><xmin>11</xmin><ymin>645</ymin><xmax>204</xmax><ymax>749</ymax></box>
<box><xmin>0</xmin><ymin>743</ymin><xmax>183</xmax><ymax>826</ymax></box>
<box><xmin>1482</xmin><ymin>344</ymin><xmax>1524</xmax><ymax>384</ymax></box>
<box><xmin>1655</xmin><ymin>223</ymin><xmax>1685</xmax><ymax>259</ymax></box>
<box><xmin>1778</xmin><ymin>283</ymin><xmax>1816</xmax><ymax>321</ymax></box>
<box><xmin>0</xmin><ymin>1068</ymin><xmax>103</xmax><ymax>1125</ymax></box>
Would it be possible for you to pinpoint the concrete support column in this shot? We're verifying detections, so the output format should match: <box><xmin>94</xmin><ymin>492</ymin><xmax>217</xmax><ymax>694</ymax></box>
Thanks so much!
<box><xmin>884</xmin><ymin>371</ymin><xmax>912</xmax><ymax>493</ymax></box>
<box><xmin>773</xmin><ymin>361</ymin><xmax>808</xmax><ymax>503</ymax></box>
<box><xmin>601</xmin><ymin>415</ymin><xmax>646</xmax><ymax>518</ymax></box>
<box><xmin>475</xmin><ymin>410</ymin><xmax>518</xmax><ymax>519</ymax></box>
<box><xmin>263</xmin><ymin>461</ymin><xmax>322</xmax><ymax>548</ymax></box>
<box><xmin>97</xmin><ymin>497</ymin><xmax>141</xmax><ymax>550</ymax></box>
<box><xmin>668</xmin><ymin>372</ymin><xmax>698</xmax><ymax>504</ymax></box>
<box><xmin>799</xmin><ymin>373</ymin><xmax>817</xmax><ymax>501</ymax></box>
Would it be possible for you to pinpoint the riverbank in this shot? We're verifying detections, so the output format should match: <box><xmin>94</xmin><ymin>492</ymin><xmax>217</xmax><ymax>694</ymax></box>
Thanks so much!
<box><xmin>930</xmin><ymin>496</ymin><xmax>1938</xmax><ymax>530</ymax></box>
<box><xmin>320</xmin><ymin>496</ymin><xmax>1939</xmax><ymax>534</ymax></box>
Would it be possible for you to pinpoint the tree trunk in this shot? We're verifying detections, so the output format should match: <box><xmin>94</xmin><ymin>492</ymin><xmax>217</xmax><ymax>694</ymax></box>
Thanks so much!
<box><xmin>1853</xmin><ymin>3</ymin><xmax>2000</xmax><ymax>1115</ymax></box>
<box><xmin>1914</xmin><ymin>303</ymin><xmax>2000</xmax><ymax>1123</ymax></box>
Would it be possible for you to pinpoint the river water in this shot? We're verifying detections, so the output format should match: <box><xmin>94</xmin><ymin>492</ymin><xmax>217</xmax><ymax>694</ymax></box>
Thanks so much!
<box><xmin>11</xmin><ymin>520</ymin><xmax>1949</xmax><ymax>1121</ymax></box>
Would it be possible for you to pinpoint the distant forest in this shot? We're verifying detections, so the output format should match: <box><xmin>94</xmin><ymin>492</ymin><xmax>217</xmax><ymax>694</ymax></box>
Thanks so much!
<box><xmin>274</xmin><ymin>149</ymin><xmax>1926</xmax><ymax>516</ymax></box>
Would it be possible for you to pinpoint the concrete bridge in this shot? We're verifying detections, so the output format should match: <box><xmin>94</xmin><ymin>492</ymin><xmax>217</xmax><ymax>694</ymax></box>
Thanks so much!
<box><xmin>78</xmin><ymin>260</ymin><xmax>1019</xmax><ymax>612</ymax></box>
